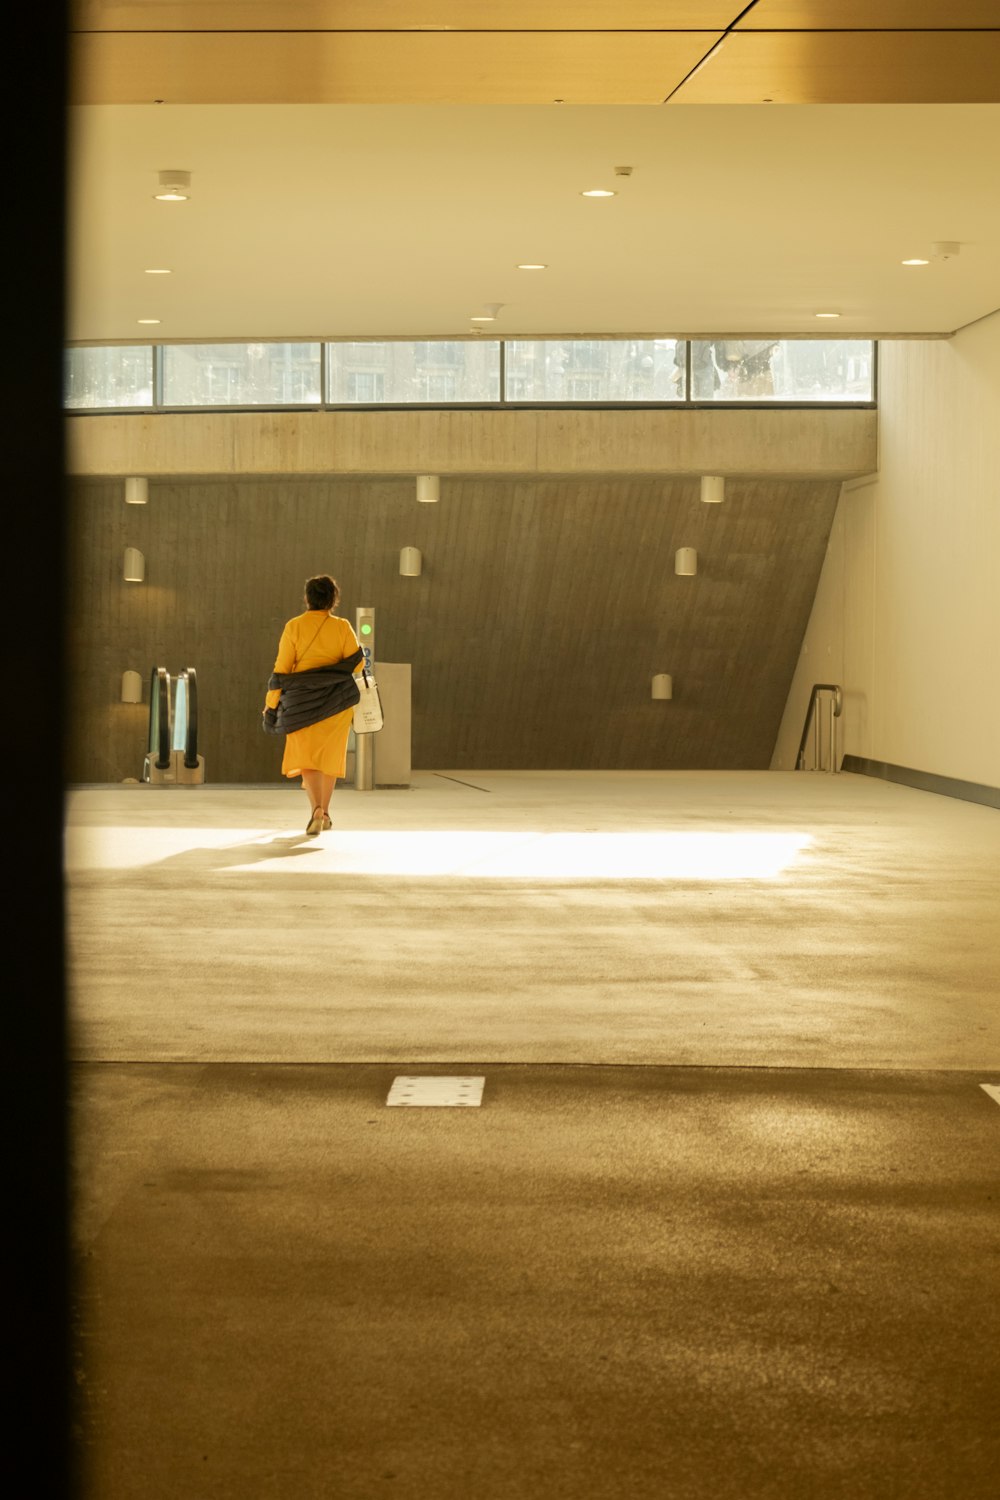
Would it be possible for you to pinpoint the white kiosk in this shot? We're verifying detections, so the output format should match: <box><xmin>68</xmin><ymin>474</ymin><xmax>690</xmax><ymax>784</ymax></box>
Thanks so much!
<box><xmin>348</xmin><ymin>606</ymin><xmax>411</xmax><ymax>789</ymax></box>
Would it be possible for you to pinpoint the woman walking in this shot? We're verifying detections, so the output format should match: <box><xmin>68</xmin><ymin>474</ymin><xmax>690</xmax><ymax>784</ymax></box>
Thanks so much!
<box><xmin>263</xmin><ymin>574</ymin><xmax>363</xmax><ymax>836</ymax></box>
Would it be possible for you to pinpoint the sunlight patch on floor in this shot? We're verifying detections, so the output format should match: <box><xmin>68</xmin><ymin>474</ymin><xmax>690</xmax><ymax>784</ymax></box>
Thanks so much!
<box><xmin>67</xmin><ymin>826</ymin><xmax>814</xmax><ymax>880</ymax></box>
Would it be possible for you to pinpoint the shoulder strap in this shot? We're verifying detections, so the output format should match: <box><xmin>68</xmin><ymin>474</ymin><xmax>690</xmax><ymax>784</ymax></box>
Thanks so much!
<box><xmin>293</xmin><ymin>615</ymin><xmax>329</xmax><ymax>671</ymax></box>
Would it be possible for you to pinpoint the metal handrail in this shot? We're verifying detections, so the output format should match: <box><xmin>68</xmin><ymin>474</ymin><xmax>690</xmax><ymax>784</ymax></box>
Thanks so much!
<box><xmin>148</xmin><ymin>667</ymin><xmax>172</xmax><ymax>770</ymax></box>
<box><xmin>795</xmin><ymin>683</ymin><xmax>842</xmax><ymax>772</ymax></box>
<box><xmin>143</xmin><ymin>665</ymin><xmax>203</xmax><ymax>782</ymax></box>
<box><xmin>180</xmin><ymin>668</ymin><xmax>199</xmax><ymax>769</ymax></box>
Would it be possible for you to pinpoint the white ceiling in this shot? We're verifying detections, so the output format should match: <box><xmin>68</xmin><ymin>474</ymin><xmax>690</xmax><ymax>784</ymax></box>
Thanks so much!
<box><xmin>67</xmin><ymin>101</ymin><xmax>1000</xmax><ymax>343</ymax></box>
<box><xmin>67</xmin><ymin>0</ymin><xmax>1000</xmax><ymax>343</ymax></box>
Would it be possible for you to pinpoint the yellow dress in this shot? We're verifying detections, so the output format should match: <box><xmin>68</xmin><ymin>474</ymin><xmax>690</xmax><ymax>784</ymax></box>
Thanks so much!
<box><xmin>265</xmin><ymin>611</ymin><xmax>362</xmax><ymax>779</ymax></box>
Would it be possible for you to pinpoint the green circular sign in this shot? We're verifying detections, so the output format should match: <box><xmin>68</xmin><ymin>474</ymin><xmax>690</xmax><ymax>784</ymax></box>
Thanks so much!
<box><xmin>360</xmin><ymin>622</ymin><xmax>372</xmax><ymax>636</ymax></box>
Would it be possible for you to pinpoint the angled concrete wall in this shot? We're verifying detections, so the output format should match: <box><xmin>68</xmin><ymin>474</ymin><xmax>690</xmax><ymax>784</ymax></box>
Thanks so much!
<box><xmin>67</xmin><ymin>404</ymin><xmax>874</xmax><ymax>783</ymax></box>
<box><xmin>68</xmin><ymin>473</ymin><xmax>840</xmax><ymax>782</ymax></box>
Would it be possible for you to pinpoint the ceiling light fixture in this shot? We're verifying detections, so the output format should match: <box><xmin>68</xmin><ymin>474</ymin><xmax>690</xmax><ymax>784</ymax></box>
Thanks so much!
<box><xmin>581</xmin><ymin>188</ymin><xmax>616</xmax><ymax>198</ymax></box>
<box><xmin>154</xmin><ymin>169</ymin><xmax>191</xmax><ymax>201</ymax></box>
<box><xmin>815</xmin><ymin>311</ymin><xmax>841</xmax><ymax>319</ymax></box>
<box><xmin>137</xmin><ymin>318</ymin><xmax>160</xmax><ymax>324</ymax></box>
<box><xmin>144</xmin><ymin>268</ymin><xmax>172</xmax><ymax>275</ymax></box>
<box><xmin>902</xmin><ymin>258</ymin><xmax>930</xmax><ymax>266</ymax></box>
<box><xmin>470</xmin><ymin>302</ymin><xmax>503</xmax><ymax>322</ymax></box>
<box><xmin>516</xmin><ymin>264</ymin><xmax>547</xmax><ymax>270</ymax></box>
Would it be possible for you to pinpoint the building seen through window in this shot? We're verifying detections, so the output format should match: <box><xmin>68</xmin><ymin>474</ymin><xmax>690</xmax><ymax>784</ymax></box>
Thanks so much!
<box><xmin>690</xmin><ymin>340</ymin><xmax>874</xmax><ymax>401</ymax></box>
<box><xmin>505</xmin><ymin>340</ymin><xmax>684</xmax><ymax>402</ymax></box>
<box><xmin>64</xmin><ymin>338</ymin><xmax>875</xmax><ymax>409</ymax></box>
<box><xmin>161</xmin><ymin>343</ymin><xmax>322</xmax><ymax>406</ymax></box>
<box><xmin>328</xmin><ymin>341</ymin><xmax>500</xmax><ymax>403</ymax></box>
<box><xmin>64</xmin><ymin>345</ymin><xmax>153</xmax><ymax>408</ymax></box>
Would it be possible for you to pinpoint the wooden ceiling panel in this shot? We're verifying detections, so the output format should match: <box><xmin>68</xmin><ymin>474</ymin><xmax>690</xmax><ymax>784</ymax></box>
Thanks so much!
<box><xmin>70</xmin><ymin>29</ymin><xmax>720</xmax><ymax>104</ymax></box>
<box><xmin>73</xmin><ymin>2</ymin><xmax>745</xmax><ymax>31</ymax></box>
<box><xmin>737</xmin><ymin>2</ymin><xmax>1000</xmax><ymax>27</ymax></box>
<box><xmin>671</xmin><ymin>31</ymin><xmax>1000</xmax><ymax>102</ymax></box>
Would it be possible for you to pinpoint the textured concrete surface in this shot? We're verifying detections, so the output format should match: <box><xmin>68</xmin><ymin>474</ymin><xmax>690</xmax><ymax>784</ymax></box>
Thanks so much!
<box><xmin>72</xmin><ymin>1064</ymin><xmax>1000</xmax><ymax>1500</ymax></box>
<box><xmin>65</xmin><ymin>772</ymin><xmax>1000</xmax><ymax>1067</ymax></box>
<box><xmin>67</xmin><ymin>772</ymin><xmax>1000</xmax><ymax>1497</ymax></box>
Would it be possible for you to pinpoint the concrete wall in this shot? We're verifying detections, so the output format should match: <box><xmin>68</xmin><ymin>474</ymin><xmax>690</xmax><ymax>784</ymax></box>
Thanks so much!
<box><xmin>66</xmin><ymin>405</ymin><xmax>876</xmax><ymax>480</ymax></box>
<box><xmin>773</xmin><ymin>312</ymin><xmax>1000</xmax><ymax>789</ymax></box>
<box><xmin>68</xmin><ymin>473</ymin><xmax>840</xmax><ymax>784</ymax></box>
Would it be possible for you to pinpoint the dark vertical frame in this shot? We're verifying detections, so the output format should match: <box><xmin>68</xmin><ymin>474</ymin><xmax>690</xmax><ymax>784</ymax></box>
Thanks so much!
<box><xmin>871</xmin><ymin>340</ymin><xmax>879</xmax><ymax>404</ymax></box>
<box><xmin>8</xmin><ymin>5</ymin><xmax>69</xmax><ymax>1495</ymax></box>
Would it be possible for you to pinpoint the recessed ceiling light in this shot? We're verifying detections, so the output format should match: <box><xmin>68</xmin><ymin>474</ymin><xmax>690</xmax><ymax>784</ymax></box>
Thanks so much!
<box><xmin>137</xmin><ymin>318</ymin><xmax>161</xmax><ymax>324</ymax></box>
<box><xmin>815</xmin><ymin>311</ymin><xmax>841</xmax><ymax>319</ymax></box>
<box><xmin>144</xmin><ymin>268</ymin><xmax>172</xmax><ymax>275</ymax></box>
<box><xmin>581</xmin><ymin>189</ymin><xmax>616</xmax><ymax>198</ymax></box>
<box><xmin>469</xmin><ymin>315</ymin><xmax>495</xmax><ymax>322</ymax></box>
<box><xmin>517</xmin><ymin>264</ymin><xmax>547</xmax><ymax>270</ymax></box>
<box><xmin>902</xmin><ymin>258</ymin><xmax>930</xmax><ymax>266</ymax></box>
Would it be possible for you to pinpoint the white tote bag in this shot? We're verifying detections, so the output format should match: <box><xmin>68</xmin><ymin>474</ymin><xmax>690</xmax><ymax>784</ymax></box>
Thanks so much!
<box><xmin>353</xmin><ymin>667</ymin><xmax>384</xmax><ymax>733</ymax></box>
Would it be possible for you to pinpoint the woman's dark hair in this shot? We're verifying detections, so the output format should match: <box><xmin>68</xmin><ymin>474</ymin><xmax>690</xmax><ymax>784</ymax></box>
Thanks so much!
<box><xmin>304</xmin><ymin>574</ymin><xmax>340</xmax><ymax>611</ymax></box>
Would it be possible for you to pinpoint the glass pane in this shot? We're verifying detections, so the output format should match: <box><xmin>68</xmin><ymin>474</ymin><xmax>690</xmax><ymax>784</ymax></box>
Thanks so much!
<box><xmin>327</xmin><ymin>341</ymin><xmax>500</xmax><ymax>403</ymax></box>
<box><xmin>690</xmin><ymin>340</ymin><xmax>874</xmax><ymax>401</ymax></box>
<box><xmin>162</xmin><ymin>343</ymin><xmax>321</xmax><ymax>406</ymax></box>
<box><xmin>64</xmin><ymin>346</ymin><xmax>153</xmax><ymax>408</ymax></box>
<box><xmin>504</xmin><ymin>340</ymin><xmax>686</xmax><ymax>402</ymax></box>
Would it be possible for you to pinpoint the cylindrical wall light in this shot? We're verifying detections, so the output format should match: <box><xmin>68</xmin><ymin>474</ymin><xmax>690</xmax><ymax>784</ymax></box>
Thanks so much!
<box><xmin>121</xmin><ymin>670</ymin><xmax>142</xmax><ymax>703</ymax></box>
<box><xmin>125</xmin><ymin>476</ymin><xmax>148</xmax><ymax>505</ymax></box>
<box><xmin>652</xmin><ymin>674</ymin><xmax>673</xmax><ymax>700</ymax></box>
<box><xmin>700</xmin><ymin>475</ymin><xmax>725</xmax><ymax>504</ymax></box>
<box><xmin>123</xmin><ymin>547</ymin><xmax>145</xmax><ymax>582</ymax></box>
<box><xmin>416</xmin><ymin>474</ymin><xmax>440</xmax><ymax>503</ymax></box>
<box><xmin>400</xmin><ymin>546</ymin><xmax>422</xmax><ymax>577</ymax></box>
<box><xmin>675</xmin><ymin>547</ymin><xmax>698</xmax><ymax>576</ymax></box>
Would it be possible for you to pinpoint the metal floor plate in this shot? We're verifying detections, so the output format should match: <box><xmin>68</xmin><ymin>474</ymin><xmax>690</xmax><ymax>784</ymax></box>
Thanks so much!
<box><xmin>387</xmin><ymin>1076</ymin><xmax>486</xmax><ymax>1107</ymax></box>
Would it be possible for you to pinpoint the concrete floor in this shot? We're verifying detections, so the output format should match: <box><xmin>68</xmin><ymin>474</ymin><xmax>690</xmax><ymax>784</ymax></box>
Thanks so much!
<box><xmin>66</xmin><ymin>772</ymin><xmax>1000</xmax><ymax>1498</ymax></box>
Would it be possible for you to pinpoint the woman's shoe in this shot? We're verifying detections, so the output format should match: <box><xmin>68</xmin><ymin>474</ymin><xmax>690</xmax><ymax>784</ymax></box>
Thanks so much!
<box><xmin>322</xmin><ymin>814</ymin><xmax>332</xmax><ymax>831</ymax></box>
<box><xmin>306</xmin><ymin>807</ymin><xmax>324</xmax><ymax>837</ymax></box>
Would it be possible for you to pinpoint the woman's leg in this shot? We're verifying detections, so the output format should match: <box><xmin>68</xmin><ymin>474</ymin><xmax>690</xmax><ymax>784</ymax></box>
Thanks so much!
<box><xmin>318</xmin><ymin>773</ymin><xmax>336</xmax><ymax>828</ymax></box>
<box><xmin>300</xmin><ymin>768</ymin><xmax>322</xmax><ymax>811</ymax></box>
<box><xmin>300</xmin><ymin>768</ymin><xmax>337</xmax><ymax>832</ymax></box>
<box><xmin>300</xmin><ymin>768</ymin><xmax>325</xmax><ymax>834</ymax></box>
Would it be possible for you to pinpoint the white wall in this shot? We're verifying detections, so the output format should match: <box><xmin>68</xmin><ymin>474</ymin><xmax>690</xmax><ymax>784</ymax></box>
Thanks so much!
<box><xmin>772</xmin><ymin>311</ymin><xmax>1000</xmax><ymax>789</ymax></box>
